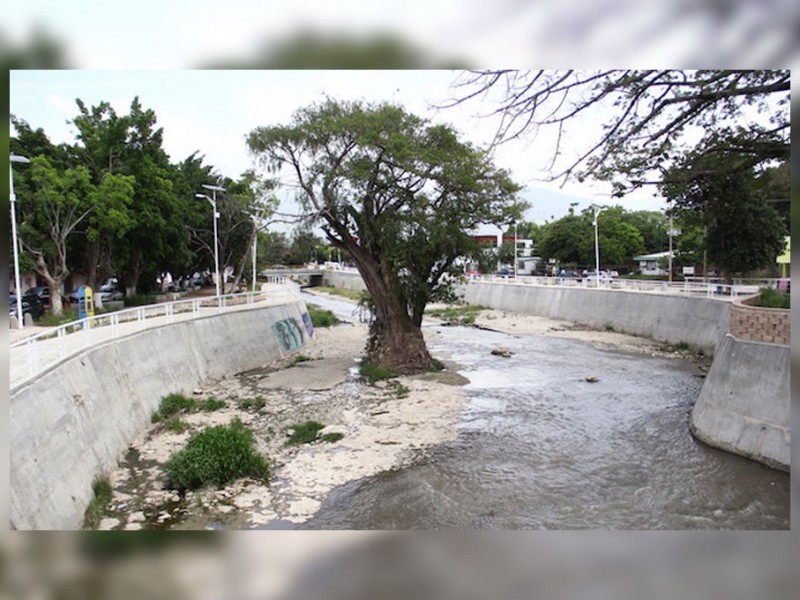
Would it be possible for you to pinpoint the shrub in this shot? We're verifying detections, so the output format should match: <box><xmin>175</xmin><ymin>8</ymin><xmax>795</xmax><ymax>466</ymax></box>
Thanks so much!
<box><xmin>285</xmin><ymin>420</ymin><xmax>325</xmax><ymax>446</ymax></box>
<box><xmin>359</xmin><ymin>361</ymin><xmax>396</xmax><ymax>383</ymax></box>
<box><xmin>396</xmin><ymin>384</ymin><xmax>410</xmax><ymax>398</ymax></box>
<box><xmin>288</xmin><ymin>354</ymin><xmax>311</xmax><ymax>367</ymax></box>
<box><xmin>755</xmin><ymin>287</ymin><xmax>790</xmax><ymax>309</ymax></box>
<box><xmin>320</xmin><ymin>432</ymin><xmax>344</xmax><ymax>443</ymax></box>
<box><xmin>307</xmin><ymin>304</ymin><xmax>340</xmax><ymax>327</ymax></box>
<box><xmin>82</xmin><ymin>476</ymin><xmax>113</xmax><ymax>529</ymax></box>
<box><xmin>152</xmin><ymin>393</ymin><xmax>196</xmax><ymax>422</ymax></box>
<box><xmin>165</xmin><ymin>418</ymin><xmax>270</xmax><ymax>491</ymax></box>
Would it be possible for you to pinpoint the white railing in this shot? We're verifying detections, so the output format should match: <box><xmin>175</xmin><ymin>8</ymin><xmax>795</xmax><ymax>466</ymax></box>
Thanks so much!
<box><xmin>10</xmin><ymin>281</ymin><xmax>301</xmax><ymax>388</ymax></box>
<box><xmin>468</xmin><ymin>274</ymin><xmax>761</xmax><ymax>299</ymax></box>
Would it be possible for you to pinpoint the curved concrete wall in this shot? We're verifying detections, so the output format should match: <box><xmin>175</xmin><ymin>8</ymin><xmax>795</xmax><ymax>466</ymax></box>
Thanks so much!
<box><xmin>10</xmin><ymin>299</ymin><xmax>311</xmax><ymax>530</ymax></box>
<box><xmin>460</xmin><ymin>282</ymin><xmax>731</xmax><ymax>355</ymax></box>
<box><xmin>689</xmin><ymin>335</ymin><xmax>790</xmax><ymax>471</ymax></box>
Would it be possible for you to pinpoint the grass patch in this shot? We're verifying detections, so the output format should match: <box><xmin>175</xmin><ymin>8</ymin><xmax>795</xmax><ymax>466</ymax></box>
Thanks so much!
<box><xmin>82</xmin><ymin>476</ymin><xmax>113</xmax><ymax>529</ymax></box>
<box><xmin>152</xmin><ymin>393</ymin><xmax>196</xmax><ymax>423</ymax></box>
<box><xmin>320</xmin><ymin>432</ymin><xmax>344</xmax><ymax>443</ymax></box>
<box><xmin>754</xmin><ymin>287</ymin><xmax>790</xmax><ymax>309</ymax></box>
<box><xmin>151</xmin><ymin>393</ymin><xmax>225</xmax><ymax>422</ymax></box>
<box><xmin>306</xmin><ymin>304</ymin><xmax>341</xmax><ymax>327</ymax></box>
<box><xmin>359</xmin><ymin>361</ymin><xmax>396</xmax><ymax>384</ymax></box>
<box><xmin>426</xmin><ymin>304</ymin><xmax>486</xmax><ymax>325</ymax></box>
<box><xmin>285</xmin><ymin>420</ymin><xmax>326</xmax><ymax>446</ymax></box>
<box><xmin>166</xmin><ymin>417</ymin><xmax>189</xmax><ymax>433</ymax></box>
<box><xmin>196</xmin><ymin>397</ymin><xmax>226</xmax><ymax>412</ymax></box>
<box><xmin>315</xmin><ymin>286</ymin><xmax>365</xmax><ymax>301</ymax></box>
<box><xmin>396</xmin><ymin>384</ymin><xmax>410</xmax><ymax>398</ymax></box>
<box><xmin>428</xmin><ymin>358</ymin><xmax>445</xmax><ymax>372</ymax></box>
<box><xmin>164</xmin><ymin>418</ymin><xmax>270</xmax><ymax>491</ymax></box>
<box><xmin>239</xmin><ymin>397</ymin><xmax>266</xmax><ymax>410</ymax></box>
<box><xmin>38</xmin><ymin>308</ymin><xmax>80</xmax><ymax>327</ymax></box>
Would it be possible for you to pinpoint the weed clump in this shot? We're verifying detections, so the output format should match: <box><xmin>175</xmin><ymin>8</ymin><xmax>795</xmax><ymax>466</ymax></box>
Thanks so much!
<box><xmin>82</xmin><ymin>476</ymin><xmax>113</xmax><ymax>529</ymax></box>
<box><xmin>286</xmin><ymin>420</ymin><xmax>325</xmax><ymax>446</ymax></box>
<box><xmin>239</xmin><ymin>397</ymin><xmax>266</xmax><ymax>411</ymax></box>
<box><xmin>426</xmin><ymin>304</ymin><xmax>485</xmax><ymax>325</ymax></box>
<box><xmin>151</xmin><ymin>393</ymin><xmax>226</xmax><ymax>422</ymax></box>
<box><xmin>165</xmin><ymin>418</ymin><xmax>270</xmax><ymax>491</ymax></box>
<box><xmin>320</xmin><ymin>432</ymin><xmax>344</xmax><ymax>443</ymax></box>
<box><xmin>307</xmin><ymin>304</ymin><xmax>341</xmax><ymax>327</ymax></box>
<box><xmin>359</xmin><ymin>361</ymin><xmax>396</xmax><ymax>383</ymax></box>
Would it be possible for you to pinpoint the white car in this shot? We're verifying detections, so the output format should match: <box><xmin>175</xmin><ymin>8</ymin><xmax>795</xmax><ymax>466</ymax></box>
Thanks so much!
<box><xmin>98</xmin><ymin>283</ymin><xmax>125</xmax><ymax>302</ymax></box>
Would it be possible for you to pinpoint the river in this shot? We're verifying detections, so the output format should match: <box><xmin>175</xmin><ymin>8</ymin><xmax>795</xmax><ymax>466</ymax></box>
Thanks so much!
<box><xmin>296</xmin><ymin>292</ymin><xmax>789</xmax><ymax>529</ymax></box>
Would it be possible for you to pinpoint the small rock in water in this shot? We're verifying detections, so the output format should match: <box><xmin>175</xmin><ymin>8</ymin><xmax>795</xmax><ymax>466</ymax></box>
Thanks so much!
<box><xmin>491</xmin><ymin>347</ymin><xmax>514</xmax><ymax>358</ymax></box>
<box><xmin>193</xmin><ymin>389</ymin><xmax>204</xmax><ymax>395</ymax></box>
<box><xmin>584</xmin><ymin>376</ymin><xmax>599</xmax><ymax>383</ymax></box>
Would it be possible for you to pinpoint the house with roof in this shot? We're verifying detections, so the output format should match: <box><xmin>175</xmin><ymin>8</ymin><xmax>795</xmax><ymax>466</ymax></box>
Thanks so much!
<box><xmin>633</xmin><ymin>251</ymin><xmax>674</xmax><ymax>276</ymax></box>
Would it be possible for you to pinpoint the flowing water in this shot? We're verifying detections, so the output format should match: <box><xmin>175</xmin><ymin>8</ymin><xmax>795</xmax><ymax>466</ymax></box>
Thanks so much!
<box><xmin>299</xmin><ymin>292</ymin><xmax>789</xmax><ymax>530</ymax></box>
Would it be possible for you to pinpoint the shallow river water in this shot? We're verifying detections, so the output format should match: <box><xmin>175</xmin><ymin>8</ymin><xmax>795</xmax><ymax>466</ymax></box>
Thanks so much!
<box><xmin>298</xmin><ymin>293</ymin><xmax>789</xmax><ymax>530</ymax></box>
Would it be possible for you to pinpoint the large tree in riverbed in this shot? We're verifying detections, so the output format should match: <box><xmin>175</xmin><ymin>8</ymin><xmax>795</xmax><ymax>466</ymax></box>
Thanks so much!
<box><xmin>248</xmin><ymin>99</ymin><xmax>523</xmax><ymax>373</ymax></box>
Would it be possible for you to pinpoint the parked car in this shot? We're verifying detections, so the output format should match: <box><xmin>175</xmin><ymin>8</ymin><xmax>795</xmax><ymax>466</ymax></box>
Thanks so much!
<box><xmin>24</xmin><ymin>286</ymin><xmax>51</xmax><ymax>308</ymax></box>
<box><xmin>98</xmin><ymin>282</ymin><xmax>125</xmax><ymax>302</ymax></box>
<box><xmin>495</xmin><ymin>268</ymin><xmax>515</xmax><ymax>277</ymax></box>
<box><xmin>560</xmin><ymin>270</ymin><xmax>582</xmax><ymax>279</ymax></box>
<box><xmin>9</xmin><ymin>293</ymin><xmax>44</xmax><ymax>321</ymax></box>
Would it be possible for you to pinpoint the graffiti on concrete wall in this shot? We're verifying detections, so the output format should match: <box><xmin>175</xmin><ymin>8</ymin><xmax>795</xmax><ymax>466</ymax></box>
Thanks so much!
<box><xmin>271</xmin><ymin>316</ymin><xmax>310</xmax><ymax>353</ymax></box>
<box><xmin>301</xmin><ymin>311</ymin><xmax>314</xmax><ymax>338</ymax></box>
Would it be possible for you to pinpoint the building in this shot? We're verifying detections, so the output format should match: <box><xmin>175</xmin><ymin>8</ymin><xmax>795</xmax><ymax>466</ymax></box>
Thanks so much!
<box><xmin>632</xmin><ymin>251</ymin><xmax>674</xmax><ymax>276</ymax></box>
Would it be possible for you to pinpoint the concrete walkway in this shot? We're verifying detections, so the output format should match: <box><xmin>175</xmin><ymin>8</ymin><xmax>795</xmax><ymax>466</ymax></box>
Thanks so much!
<box><xmin>10</xmin><ymin>288</ymin><xmax>298</xmax><ymax>390</ymax></box>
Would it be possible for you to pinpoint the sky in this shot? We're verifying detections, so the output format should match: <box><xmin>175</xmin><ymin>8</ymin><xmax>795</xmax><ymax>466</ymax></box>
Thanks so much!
<box><xmin>9</xmin><ymin>69</ymin><xmax>669</xmax><ymax>235</ymax></box>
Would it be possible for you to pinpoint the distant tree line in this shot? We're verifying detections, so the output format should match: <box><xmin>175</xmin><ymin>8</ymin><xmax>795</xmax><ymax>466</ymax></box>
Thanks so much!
<box><xmin>10</xmin><ymin>98</ymin><xmax>278</xmax><ymax>314</ymax></box>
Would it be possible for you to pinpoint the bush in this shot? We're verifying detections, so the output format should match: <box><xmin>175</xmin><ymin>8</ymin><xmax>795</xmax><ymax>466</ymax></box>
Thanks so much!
<box><xmin>152</xmin><ymin>393</ymin><xmax>196</xmax><ymax>422</ymax></box>
<box><xmin>285</xmin><ymin>420</ymin><xmax>325</xmax><ymax>446</ymax></box>
<box><xmin>755</xmin><ymin>287</ymin><xmax>790</xmax><ymax>309</ymax></box>
<box><xmin>307</xmin><ymin>304</ymin><xmax>340</xmax><ymax>327</ymax></box>
<box><xmin>320</xmin><ymin>432</ymin><xmax>344</xmax><ymax>443</ymax></box>
<box><xmin>164</xmin><ymin>419</ymin><xmax>270</xmax><ymax>491</ymax></box>
<box><xmin>166</xmin><ymin>417</ymin><xmax>189</xmax><ymax>433</ymax></box>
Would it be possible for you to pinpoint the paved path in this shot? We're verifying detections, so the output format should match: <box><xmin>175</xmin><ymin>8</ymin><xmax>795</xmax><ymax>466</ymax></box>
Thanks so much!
<box><xmin>10</xmin><ymin>288</ymin><xmax>298</xmax><ymax>390</ymax></box>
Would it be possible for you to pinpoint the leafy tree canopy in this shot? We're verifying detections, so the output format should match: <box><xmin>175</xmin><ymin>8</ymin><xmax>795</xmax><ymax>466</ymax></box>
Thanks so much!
<box><xmin>248</xmin><ymin>98</ymin><xmax>524</xmax><ymax>372</ymax></box>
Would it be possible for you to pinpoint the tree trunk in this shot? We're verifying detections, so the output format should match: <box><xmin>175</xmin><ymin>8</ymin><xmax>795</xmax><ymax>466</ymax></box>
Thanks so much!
<box><xmin>357</xmin><ymin>257</ymin><xmax>434</xmax><ymax>374</ymax></box>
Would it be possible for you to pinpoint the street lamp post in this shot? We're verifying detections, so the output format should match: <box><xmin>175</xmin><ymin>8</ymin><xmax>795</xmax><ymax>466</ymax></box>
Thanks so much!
<box><xmin>250</xmin><ymin>215</ymin><xmax>258</xmax><ymax>292</ymax></box>
<box><xmin>10</xmin><ymin>154</ymin><xmax>31</xmax><ymax>329</ymax></box>
<box><xmin>591</xmin><ymin>204</ymin><xmax>605</xmax><ymax>287</ymax></box>
<box><xmin>513</xmin><ymin>220</ymin><xmax>518</xmax><ymax>282</ymax></box>
<box><xmin>196</xmin><ymin>184</ymin><xmax>225</xmax><ymax>297</ymax></box>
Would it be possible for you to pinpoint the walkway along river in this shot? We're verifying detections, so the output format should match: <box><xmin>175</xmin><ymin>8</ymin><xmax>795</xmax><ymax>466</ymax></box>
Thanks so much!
<box><xmin>295</xmin><ymin>292</ymin><xmax>789</xmax><ymax>530</ymax></box>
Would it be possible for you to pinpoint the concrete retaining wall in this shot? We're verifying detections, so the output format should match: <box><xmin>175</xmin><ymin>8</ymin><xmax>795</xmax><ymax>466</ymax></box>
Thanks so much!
<box><xmin>459</xmin><ymin>282</ymin><xmax>731</xmax><ymax>355</ymax></box>
<box><xmin>10</xmin><ymin>299</ymin><xmax>311</xmax><ymax>530</ymax></box>
<box><xmin>689</xmin><ymin>335</ymin><xmax>790</xmax><ymax>471</ymax></box>
<box><xmin>322</xmin><ymin>270</ymin><xmax>368</xmax><ymax>293</ymax></box>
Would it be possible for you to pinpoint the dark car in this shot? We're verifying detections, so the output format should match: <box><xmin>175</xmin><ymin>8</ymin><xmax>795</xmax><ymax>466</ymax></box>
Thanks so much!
<box><xmin>24</xmin><ymin>286</ymin><xmax>51</xmax><ymax>308</ymax></box>
<box><xmin>560</xmin><ymin>270</ymin><xmax>582</xmax><ymax>279</ymax></box>
<box><xmin>9</xmin><ymin>293</ymin><xmax>45</xmax><ymax>322</ymax></box>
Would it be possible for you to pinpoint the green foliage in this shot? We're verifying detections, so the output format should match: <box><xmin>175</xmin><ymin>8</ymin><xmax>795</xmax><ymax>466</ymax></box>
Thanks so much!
<box><xmin>307</xmin><ymin>304</ymin><xmax>341</xmax><ymax>327</ymax></box>
<box><xmin>38</xmin><ymin>308</ymin><xmax>79</xmax><ymax>326</ymax></box>
<box><xmin>82</xmin><ymin>476</ymin><xmax>113</xmax><ymax>529</ymax></box>
<box><xmin>238</xmin><ymin>397</ymin><xmax>267</xmax><ymax>411</ymax></box>
<box><xmin>661</xmin><ymin>145</ymin><xmax>787</xmax><ymax>277</ymax></box>
<box><xmin>395</xmin><ymin>384</ymin><xmax>410</xmax><ymax>398</ymax></box>
<box><xmin>248</xmin><ymin>99</ymin><xmax>525</xmax><ymax>372</ymax></box>
<box><xmin>426</xmin><ymin>304</ymin><xmax>485</xmax><ymax>325</ymax></box>
<box><xmin>152</xmin><ymin>393</ymin><xmax>196</xmax><ymax>422</ymax></box>
<box><xmin>755</xmin><ymin>287</ymin><xmax>790</xmax><ymax>309</ymax></box>
<box><xmin>285</xmin><ymin>420</ymin><xmax>326</xmax><ymax>446</ymax></box>
<box><xmin>288</xmin><ymin>354</ymin><xmax>312</xmax><ymax>367</ymax></box>
<box><xmin>123</xmin><ymin>293</ymin><xmax>157</xmax><ymax>307</ymax></box>
<box><xmin>359</xmin><ymin>361</ymin><xmax>397</xmax><ymax>384</ymax></box>
<box><xmin>320</xmin><ymin>432</ymin><xmax>344</xmax><ymax>443</ymax></box>
<box><xmin>166</xmin><ymin>418</ymin><xmax>189</xmax><ymax>433</ymax></box>
<box><xmin>165</xmin><ymin>419</ymin><xmax>270</xmax><ymax>491</ymax></box>
<box><xmin>197</xmin><ymin>397</ymin><xmax>226</xmax><ymax>412</ymax></box>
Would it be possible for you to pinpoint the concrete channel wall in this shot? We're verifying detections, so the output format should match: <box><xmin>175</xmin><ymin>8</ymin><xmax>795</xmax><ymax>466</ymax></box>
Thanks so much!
<box><xmin>10</xmin><ymin>299</ymin><xmax>311</xmax><ymax>530</ymax></box>
<box><xmin>459</xmin><ymin>282</ymin><xmax>731</xmax><ymax>356</ymax></box>
<box><xmin>690</xmin><ymin>335</ymin><xmax>790</xmax><ymax>471</ymax></box>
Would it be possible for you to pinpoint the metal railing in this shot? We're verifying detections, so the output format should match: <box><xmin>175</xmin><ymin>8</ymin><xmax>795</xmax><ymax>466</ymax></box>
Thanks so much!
<box><xmin>468</xmin><ymin>274</ymin><xmax>762</xmax><ymax>299</ymax></box>
<box><xmin>10</xmin><ymin>278</ymin><xmax>301</xmax><ymax>388</ymax></box>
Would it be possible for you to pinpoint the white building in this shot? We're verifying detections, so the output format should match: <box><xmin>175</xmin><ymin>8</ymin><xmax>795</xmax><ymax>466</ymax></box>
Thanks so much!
<box><xmin>633</xmin><ymin>251</ymin><xmax>674</xmax><ymax>276</ymax></box>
